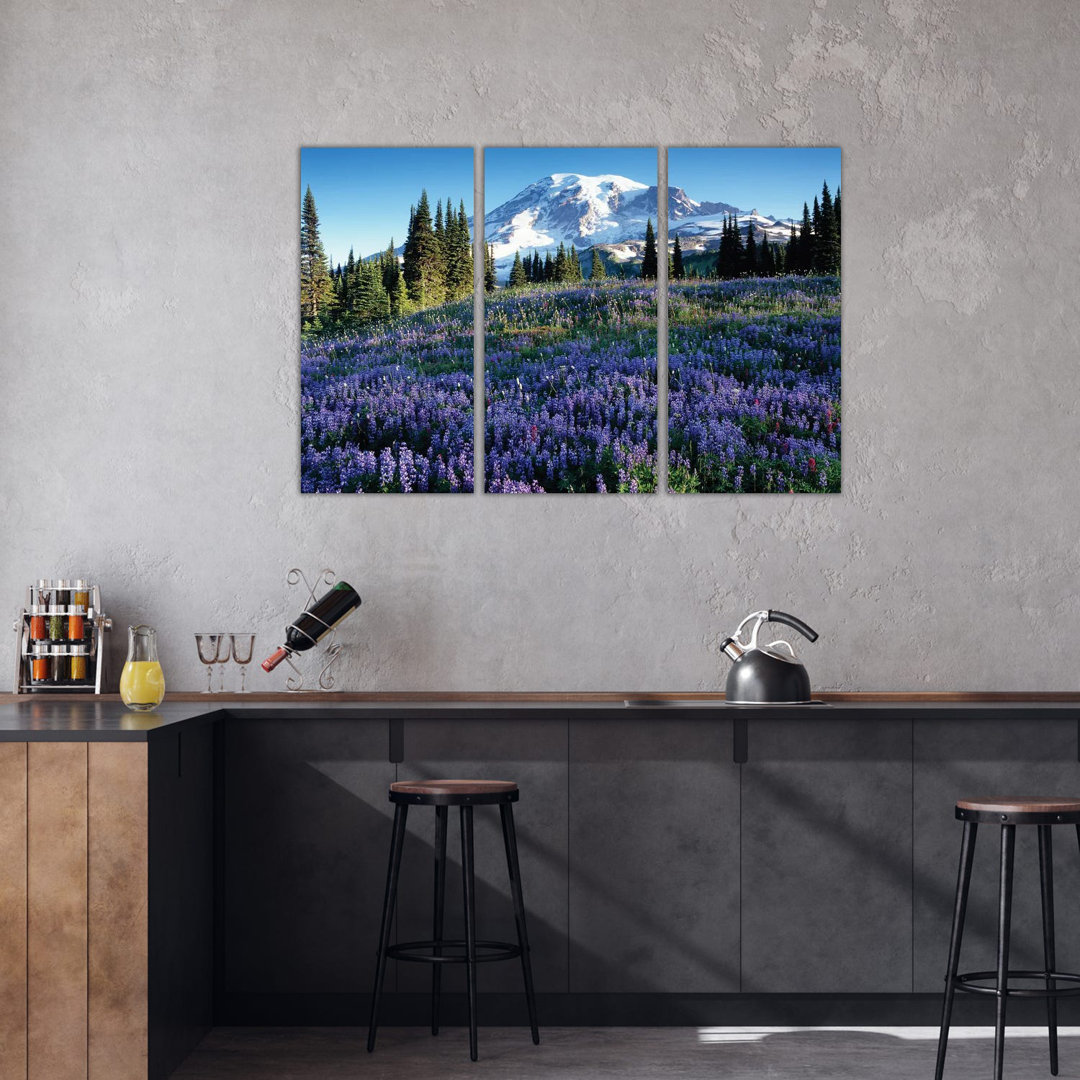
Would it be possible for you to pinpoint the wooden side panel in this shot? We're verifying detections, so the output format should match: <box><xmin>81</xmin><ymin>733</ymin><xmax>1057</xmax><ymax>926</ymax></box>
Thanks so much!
<box><xmin>88</xmin><ymin>744</ymin><xmax>148</xmax><ymax>1080</ymax></box>
<box><xmin>27</xmin><ymin>742</ymin><xmax>88</xmax><ymax>1080</ymax></box>
<box><xmin>0</xmin><ymin>743</ymin><xmax>28</xmax><ymax>1080</ymax></box>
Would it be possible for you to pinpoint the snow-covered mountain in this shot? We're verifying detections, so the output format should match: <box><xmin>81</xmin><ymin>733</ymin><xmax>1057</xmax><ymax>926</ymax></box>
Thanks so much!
<box><xmin>483</xmin><ymin>173</ymin><xmax>657</xmax><ymax>278</ymax></box>
<box><xmin>482</xmin><ymin>173</ymin><xmax>797</xmax><ymax>281</ymax></box>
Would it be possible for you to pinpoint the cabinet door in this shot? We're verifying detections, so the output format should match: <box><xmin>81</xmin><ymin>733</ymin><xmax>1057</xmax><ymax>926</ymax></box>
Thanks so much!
<box><xmin>913</xmin><ymin>716</ymin><xmax>1080</xmax><ymax>991</ymax></box>
<box><xmin>395</xmin><ymin>717</ymin><xmax>569</xmax><ymax>993</ymax></box>
<box><xmin>568</xmin><ymin>716</ymin><xmax>740</xmax><ymax>993</ymax></box>
<box><xmin>740</xmin><ymin>718</ymin><xmax>913</xmax><ymax>992</ymax></box>
<box><xmin>221</xmin><ymin>717</ymin><xmax>394</xmax><ymax>993</ymax></box>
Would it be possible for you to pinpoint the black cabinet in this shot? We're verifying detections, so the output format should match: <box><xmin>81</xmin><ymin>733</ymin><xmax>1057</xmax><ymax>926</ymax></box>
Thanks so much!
<box><xmin>913</xmin><ymin>717</ymin><xmax>1080</xmax><ymax>991</ymax></box>
<box><xmin>220</xmin><ymin>716</ymin><xmax>394</xmax><ymax>994</ymax></box>
<box><xmin>740</xmin><ymin>718</ymin><xmax>913</xmax><ymax>992</ymax></box>
<box><xmin>568</xmin><ymin>716</ymin><xmax>740</xmax><ymax>992</ymax></box>
<box><xmin>394</xmin><ymin>716</ymin><xmax>570</xmax><ymax>993</ymax></box>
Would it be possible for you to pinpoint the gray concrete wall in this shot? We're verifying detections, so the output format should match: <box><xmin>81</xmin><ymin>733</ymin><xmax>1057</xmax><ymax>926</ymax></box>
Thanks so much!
<box><xmin>1</xmin><ymin>0</ymin><xmax>1077</xmax><ymax>692</ymax></box>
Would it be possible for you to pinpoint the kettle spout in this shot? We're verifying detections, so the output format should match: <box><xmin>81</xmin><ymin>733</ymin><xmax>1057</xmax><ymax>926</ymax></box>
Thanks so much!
<box><xmin>720</xmin><ymin>637</ymin><xmax>744</xmax><ymax>662</ymax></box>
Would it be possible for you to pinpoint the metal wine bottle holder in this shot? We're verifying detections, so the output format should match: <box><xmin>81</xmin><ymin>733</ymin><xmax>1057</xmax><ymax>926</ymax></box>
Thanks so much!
<box><xmin>282</xmin><ymin>568</ymin><xmax>343</xmax><ymax>693</ymax></box>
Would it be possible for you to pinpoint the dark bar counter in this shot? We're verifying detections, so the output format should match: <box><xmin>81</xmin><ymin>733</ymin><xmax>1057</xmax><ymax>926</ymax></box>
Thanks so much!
<box><xmin>1</xmin><ymin>693</ymin><xmax>1079</xmax><ymax>1079</ymax></box>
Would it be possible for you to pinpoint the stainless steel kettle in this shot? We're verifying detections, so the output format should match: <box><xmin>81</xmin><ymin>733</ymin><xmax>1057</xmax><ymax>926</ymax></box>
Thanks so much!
<box><xmin>720</xmin><ymin>609</ymin><xmax>819</xmax><ymax>704</ymax></box>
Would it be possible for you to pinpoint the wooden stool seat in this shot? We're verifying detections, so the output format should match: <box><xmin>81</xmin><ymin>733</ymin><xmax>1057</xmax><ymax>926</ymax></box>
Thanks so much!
<box><xmin>393</xmin><ymin>781</ymin><xmax>518</xmax><ymax>807</ymax></box>
<box><xmin>955</xmin><ymin>796</ymin><xmax>1080</xmax><ymax>823</ymax></box>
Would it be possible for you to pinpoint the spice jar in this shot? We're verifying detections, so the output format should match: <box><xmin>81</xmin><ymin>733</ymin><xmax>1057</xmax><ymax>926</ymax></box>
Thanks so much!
<box><xmin>49</xmin><ymin>579</ymin><xmax>69</xmax><ymax>641</ymax></box>
<box><xmin>69</xmin><ymin>645</ymin><xmax>88</xmax><ymax>681</ymax></box>
<box><xmin>31</xmin><ymin>642</ymin><xmax>50</xmax><ymax>682</ymax></box>
<box><xmin>69</xmin><ymin>578</ymin><xmax>88</xmax><ymax>640</ymax></box>
<box><xmin>29</xmin><ymin>604</ymin><xmax>46</xmax><ymax>641</ymax></box>
<box><xmin>51</xmin><ymin>645</ymin><xmax>67</xmax><ymax>682</ymax></box>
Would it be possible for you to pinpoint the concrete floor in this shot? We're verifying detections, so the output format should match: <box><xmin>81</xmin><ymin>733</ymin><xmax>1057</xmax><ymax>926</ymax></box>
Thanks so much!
<box><xmin>172</xmin><ymin>1025</ymin><xmax>1080</xmax><ymax>1079</ymax></box>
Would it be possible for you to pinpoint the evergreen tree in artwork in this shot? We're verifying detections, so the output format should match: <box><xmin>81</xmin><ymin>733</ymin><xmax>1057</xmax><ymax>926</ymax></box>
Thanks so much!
<box><xmin>591</xmin><ymin>246</ymin><xmax>606</xmax><ymax>281</ymax></box>
<box><xmin>640</xmin><ymin>218</ymin><xmax>658</xmax><ymax>279</ymax></box>
<box><xmin>715</xmin><ymin>214</ymin><xmax>744</xmax><ymax>280</ymax></box>
<box><xmin>554</xmin><ymin>242</ymin><xmax>568</xmax><ymax>282</ymax></box>
<box><xmin>743</xmin><ymin>221</ymin><xmax>758</xmax><ymax>276</ymax></box>
<box><xmin>568</xmin><ymin>245</ymin><xmax>583</xmax><ymax>282</ymax></box>
<box><xmin>759</xmin><ymin>240</ymin><xmax>775</xmax><ymax>277</ymax></box>
<box><xmin>797</xmin><ymin>202</ymin><xmax>814</xmax><ymax>275</ymax></box>
<box><xmin>785</xmin><ymin>221</ymin><xmax>798</xmax><ymax>274</ymax></box>
<box><xmin>300</xmin><ymin>186</ymin><xmax>335</xmax><ymax>323</ymax></box>
<box><xmin>508</xmin><ymin>250</ymin><xmax>527</xmax><ymax>288</ymax></box>
<box><xmin>814</xmin><ymin>181</ymin><xmax>840</xmax><ymax>275</ymax></box>
<box><xmin>484</xmin><ymin>244</ymin><xmax>497</xmax><ymax>293</ymax></box>
<box><xmin>403</xmin><ymin>190</ymin><xmax>445</xmax><ymax>307</ymax></box>
<box><xmin>672</xmin><ymin>235</ymin><xmax>684</xmax><ymax>280</ymax></box>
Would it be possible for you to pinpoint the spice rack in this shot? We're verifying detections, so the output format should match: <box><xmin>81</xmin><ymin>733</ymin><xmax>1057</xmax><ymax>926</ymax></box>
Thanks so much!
<box><xmin>12</xmin><ymin>579</ymin><xmax>112</xmax><ymax>694</ymax></box>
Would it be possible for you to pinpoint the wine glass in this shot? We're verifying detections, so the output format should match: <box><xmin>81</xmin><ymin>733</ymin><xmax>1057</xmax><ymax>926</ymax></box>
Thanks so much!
<box><xmin>230</xmin><ymin>634</ymin><xmax>256</xmax><ymax>694</ymax></box>
<box><xmin>215</xmin><ymin>635</ymin><xmax>232</xmax><ymax>692</ymax></box>
<box><xmin>195</xmin><ymin>633</ymin><xmax>225</xmax><ymax>693</ymax></box>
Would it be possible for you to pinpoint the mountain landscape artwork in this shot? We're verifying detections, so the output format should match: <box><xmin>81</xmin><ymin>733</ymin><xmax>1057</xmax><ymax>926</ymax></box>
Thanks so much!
<box><xmin>299</xmin><ymin>147</ymin><xmax>474</xmax><ymax>493</ymax></box>
<box><xmin>668</xmin><ymin>147</ymin><xmax>841</xmax><ymax>493</ymax></box>
<box><xmin>484</xmin><ymin>148</ymin><xmax>659</xmax><ymax>493</ymax></box>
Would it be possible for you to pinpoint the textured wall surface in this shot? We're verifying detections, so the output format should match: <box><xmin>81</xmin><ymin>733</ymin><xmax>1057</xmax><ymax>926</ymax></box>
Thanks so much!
<box><xmin>1</xmin><ymin>0</ymin><xmax>1078</xmax><ymax>692</ymax></box>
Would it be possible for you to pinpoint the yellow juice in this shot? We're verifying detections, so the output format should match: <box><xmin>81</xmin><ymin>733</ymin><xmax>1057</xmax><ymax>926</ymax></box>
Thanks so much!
<box><xmin>120</xmin><ymin>660</ymin><xmax>165</xmax><ymax>711</ymax></box>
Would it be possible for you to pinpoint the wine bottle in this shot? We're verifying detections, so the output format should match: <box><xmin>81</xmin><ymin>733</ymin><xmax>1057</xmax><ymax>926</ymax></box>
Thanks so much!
<box><xmin>262</xmin><ymin>580</ymin><xmax>361</xmax><ymax>672</ymax></box>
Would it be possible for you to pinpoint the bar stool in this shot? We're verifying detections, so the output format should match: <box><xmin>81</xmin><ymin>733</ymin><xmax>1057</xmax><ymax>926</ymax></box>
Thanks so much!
<box><xmin>935</xmin><ymin>796</ymin><xmax>1080</xmax><ymax>1080</ymax></box>
<box><xmin>366</xmin><ymin>779</ymin><xmax>540</xmax><ymax>1062</ymax></box>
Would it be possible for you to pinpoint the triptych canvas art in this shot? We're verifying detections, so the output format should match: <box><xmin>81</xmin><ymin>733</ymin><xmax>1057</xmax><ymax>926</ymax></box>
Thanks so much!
<box><xmin>299</xmin><ymin>146</ymin><xmax>840</xmax><ymax>494</ymax></box>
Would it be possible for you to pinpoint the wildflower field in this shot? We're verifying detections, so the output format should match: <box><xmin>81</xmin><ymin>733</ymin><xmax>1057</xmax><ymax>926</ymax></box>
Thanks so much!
<box><xmin>484</xmin><ymin>281</ymin><xmax>658</xmax><ymax>493</ymax></box>
<box><xmin>300</xmin><ymin>301</ymin><xmax>474</xmax><ymax>493</ymax></box>
<box><xmin>668</xmin><ymin>276</ymin><xmax>840</xmax><ymax>493</ymax></box>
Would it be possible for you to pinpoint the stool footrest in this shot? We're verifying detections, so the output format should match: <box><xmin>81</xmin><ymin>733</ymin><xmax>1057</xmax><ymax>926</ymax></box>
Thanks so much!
<box><xmin>953</xmin><ymin>969</ymin><xmax>1080</xmax><ymax>998</ymax></box>
<box><xmin>385</xmin><ymin>939</ymin><xmax>523</xmax><ymax>964</ymax></box>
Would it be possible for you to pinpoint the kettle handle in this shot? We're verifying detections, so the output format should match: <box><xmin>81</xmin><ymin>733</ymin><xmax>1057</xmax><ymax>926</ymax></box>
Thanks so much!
<box><xmin>767</xmin><ymin>610</ymin><xmax>818</xmax><ymax>643</ymax></box>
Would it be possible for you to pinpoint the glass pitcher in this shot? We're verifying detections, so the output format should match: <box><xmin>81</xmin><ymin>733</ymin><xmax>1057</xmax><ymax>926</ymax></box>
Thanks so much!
<box><xmin>119</xmin><ymin>624</ymin><xmax>165</xmax><ymax>712</ymax></box>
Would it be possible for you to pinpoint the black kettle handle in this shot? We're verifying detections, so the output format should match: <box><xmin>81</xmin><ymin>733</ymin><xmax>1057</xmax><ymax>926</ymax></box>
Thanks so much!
<box><xmin>767</xmin><ymin>610</ymin><xmax>818</xmax><ymax>643</ymax></box>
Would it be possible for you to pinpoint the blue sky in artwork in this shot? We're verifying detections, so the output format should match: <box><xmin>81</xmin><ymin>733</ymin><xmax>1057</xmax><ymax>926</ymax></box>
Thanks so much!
<box><xmin>300</xmin><ymin>147</ymin><xmax>474</xmax><ymax>265</ymax></box>
<box><xmin>669</xmin><ymin>147</ymin><xmax>841</xmax><ymax>223</ymax></box>
<box><xmin>484</xmin><ymin>147</ymin><xmax>658</xmax><ymax>209</ymax></box>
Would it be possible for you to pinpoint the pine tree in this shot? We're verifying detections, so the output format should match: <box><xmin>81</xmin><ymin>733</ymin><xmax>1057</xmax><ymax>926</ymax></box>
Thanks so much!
<box><xmin>508</xmin><ymin>250</ymin><xmax>527</xmax><ymax>288</ymax></box>
<box><xmin>484</xmin><ymin>244</ymin><xmax>497</xmax><ymax>293</ymax></box>
<box><xmin>743</xmin><ymin>221</ymin><xmax>758</xmax><ymax>277</ymax></box>
<box><xmin>640</xmin><ymin>218</ymin><xmax>658</xmax><ymax>279</ymax></box>
<box><xmin>404</xmin><ymin>190</ymin><xmax>445</xmax><ymax>307</ymax></box>
<box><xmin>591</xmin><ymin>246</ymin><xmax>606</xmax><ymax>281</ymax></box>
<box><xmin>300</xmin><ymin>186</ymin><xmax>335</xmax><ymax>323</ymax></box>
<box><xmin>815</xmin><ymin>181</ymin><xmax>840</xmax><ymax>275</ymax></box>
<box><xmin>554</xmin><ymin>242</ymin><xmax>568</xmax><ymax>282</ymax></box>
<box><xmin>672</xmin><ymin>236</ymin><xmax>684</xmax><ymax>280</ymax></box>
<box><xmin>785</xmin><ymin>221</ymin><xmax>798</xmax><ymax>275</ymax></box>
<box><xmin>456</xmin><ymin>201</ymin><xmax>473</xmax><ymax>297</ymax></box>
<box><xmin>568</xmin><ymin>246</ymin><xmax>582</xmax><ymax>282</ymax></box>
<box><xmin>760</xmin><ymin>240</ymin><xmax>774</xmax><ymax>277</ymax></box>
<box><xmin>543</xmin><ymin>251</ymin><xmax>553</xmax><ymax>281</ymax></box>
<box><xmin>798</xmin><ymin>202</ymin><xmax>814</xmax><ymax>275</ymax></box>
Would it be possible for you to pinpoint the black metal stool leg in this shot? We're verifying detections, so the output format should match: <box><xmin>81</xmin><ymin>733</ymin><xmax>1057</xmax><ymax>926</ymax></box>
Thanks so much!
<box><xmin>935</xmin><ymin>820</ymin><xmax>978</xmax><ymax>1080</ymax></box>
<box><xmin>431</xmin><ymin>804</ymin><xmax>448</xmax><ymax>1036</ymax></box>
<box><xmin>461</xmin><ymin>804</ymin><xmax>478</xmax><ymax>1062</ymax></box>
<box><xmin>994</xmin><ymin>824</ymin><xmax>1016</xmax><ymax>1080</ymax></box>
<box><xmin>1038</xmin><ymin>825</ymin><xmax>1059</xmax><ymax>1075</ymax></box>
<box><xmin>501</xmin><ymin>802</ymin><xmax>540</xmax><ymax>1045</ymax></box>
<box><xmin>367</xmin><ymin>803</ymin><xmax>409</xmax><ymax>1053</ymax></box>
